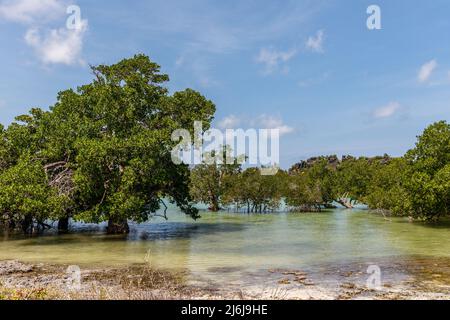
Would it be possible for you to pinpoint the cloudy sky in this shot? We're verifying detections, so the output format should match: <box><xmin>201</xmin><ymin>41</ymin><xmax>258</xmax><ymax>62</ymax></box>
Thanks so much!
<box><xmin>1</xmin><ymin>0</ymin><xmax>449</xmax><ymax>167</ymax></box>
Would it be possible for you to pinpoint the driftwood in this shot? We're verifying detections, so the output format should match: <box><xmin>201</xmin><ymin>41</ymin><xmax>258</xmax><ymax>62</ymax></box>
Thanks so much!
<box><xmin>336</xmin><ymin>193</ymin><xmax>355</xmax><ymax>209</ymax></box>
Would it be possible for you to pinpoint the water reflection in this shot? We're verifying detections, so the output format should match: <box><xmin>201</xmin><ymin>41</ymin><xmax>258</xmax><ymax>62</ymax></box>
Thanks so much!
<box><xmin>1</xmin><ymin>209</ymin><xmax>449</xmax><ymax>286</ymax></box>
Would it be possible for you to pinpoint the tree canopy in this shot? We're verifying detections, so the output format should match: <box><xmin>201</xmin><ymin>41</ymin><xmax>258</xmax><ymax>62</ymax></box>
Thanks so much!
<box><xmin>0</xmin><ymin>54</ymin><xmax>215</xmax><ymax>234</ymax></box>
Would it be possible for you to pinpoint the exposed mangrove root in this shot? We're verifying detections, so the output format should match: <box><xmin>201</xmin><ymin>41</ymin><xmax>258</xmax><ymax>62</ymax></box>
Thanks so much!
<box><xmin>336</xmin><ymin>193</ymin><xmax>356</xmax><ymax>209</ymax></box>
<box><xmin>107</xmin><ymin>218</ymin><xmax>130</xmax><ymax>234</ymax></box>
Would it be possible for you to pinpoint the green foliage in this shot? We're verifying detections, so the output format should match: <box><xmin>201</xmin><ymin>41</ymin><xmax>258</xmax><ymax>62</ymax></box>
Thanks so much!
<box><xmin>0</xmin><ymin>156</ymin><xmax>67</xmax><ymax>233</ymax></box>
<box><xmin>285</xmin><ymin>121</ymin><xmax>448</xmax><ymax>219</ymax></box>
<box><xmin>222</xmin><ymin>167</ymin><xmax>284</xmax><ymax>213</ymax></box>
<box><xmin>364</xmin><ymin>121</ymin><xmax>450</xmax><ymax>220</ymax></box>
<box><xmin>58</xmin><ymin>55</ymin><xmax>215</xmax><ymax>228</ymax></box>
<box><xmin>196</xmin><ymin>121</ymin><xmax>449</xmax><ymax>219</ymax></box>
<box><xmin>335</xmin><ymin>157</ymin><xmax>374</xmax><ymax>201</ymax></box>
<box><xmin>190</xmin><ymin>148</ymin><xmax>242</xmax><ymax>211</ymax></box>
<box><xmin>400</xmin><ymin>121</ymin><xmax>450</xmax><ymax>219</ymax></box>
<box><xmin>405</xmin><ymin>121</ymin><xmax>450</xmax><ymax>175</ymax></box>
<box><xmin>284</xmin><ymin>173</ymin><xmax>323</xmax><ymax>212</ymax></box>
<box><xmin>284</xmin><ymin>158</ymin><xmax>337</xmax><ymax>211</ymax></box>
<box><xmin>0</xmin><ymin>125</ymin><xmax>8</xmax><ymax>170</ymax></box>
<box><xmin>0</xmin><ymin>54</ymin><xmax>215</xmax><ymax>233</ymax></box>
<box><xmin>365</xmin><ymin>158</ymin><xmax>409</xmax><ymax>214</ymax></box>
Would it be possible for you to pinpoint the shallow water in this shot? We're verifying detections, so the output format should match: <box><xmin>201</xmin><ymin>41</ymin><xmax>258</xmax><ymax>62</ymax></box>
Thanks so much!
<box><xmin>1</xmin><ymin>208</ymin><xmax>450</xmax><ymax>288</ymax></box>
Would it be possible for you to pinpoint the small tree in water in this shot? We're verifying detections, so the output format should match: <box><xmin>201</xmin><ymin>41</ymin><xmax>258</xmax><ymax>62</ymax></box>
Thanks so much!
<box><xmin>190</xmin><ymin>148</ymin><xmax>242</xmax><ymax>212</ymax></box>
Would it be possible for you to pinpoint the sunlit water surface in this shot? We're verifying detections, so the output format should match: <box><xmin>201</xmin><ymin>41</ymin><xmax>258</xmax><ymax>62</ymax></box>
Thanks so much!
<box><xmin>1</xmin><ymin>208</ymin><xmax>450</xmax><ymax>288</ymax></box>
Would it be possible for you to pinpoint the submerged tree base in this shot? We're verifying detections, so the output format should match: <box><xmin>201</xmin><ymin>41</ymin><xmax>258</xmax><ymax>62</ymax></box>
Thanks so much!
<box><xmin>106</xmin><ymin>219</ymin><xmax>130</xmax><ymax>234</ymax></box>
<box><xmin>57</xmin><ymin>217</ymin><xmax>69</xmax><ymax>233</ymax></box>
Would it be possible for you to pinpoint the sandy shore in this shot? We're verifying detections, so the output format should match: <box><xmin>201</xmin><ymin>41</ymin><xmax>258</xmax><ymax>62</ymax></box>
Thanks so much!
<box><xmin>1</xmin><ymin>258</ymin><xmax>450</xmax><ymax>300</ymax></box>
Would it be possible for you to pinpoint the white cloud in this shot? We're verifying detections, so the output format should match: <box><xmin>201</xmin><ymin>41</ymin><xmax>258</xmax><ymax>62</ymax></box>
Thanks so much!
<box><xmin>0</xmin><ymin>0</ymin><xmax>65</xmax><ymax>24</ymax></box>
<box><xmin>255</xmin><ymin>114</ymin><xmax>294</xmax><ymax>136</ymax></box>
<box><xmin>372</xmin><ymin>102</ymin><xmax>401</xmax><ymax>119</ymax></box>
<box><xmin>298</xmin><ymin>72</ymin><xmax>330</xmax><ymax>88</ymax></box>
<box><xmin>255</xmin><ymin>47</ymin><xmax>297</xmax><ymax>74</ymax></box>
<box><xmin>137</xmin><ymin>1</ymin><xmax>322</xmax><ymax>85</ymax></box>
<box><xmin>0</xmin><ymin>0</ymin><xmax>87</xmax><ymax>65</ymax></box>
<box><xmin>217</xmin><ymin>114</ymin><xmax>294</xmax><ymax>136</ymax></box>
<box><xmin>24</xmin><ymin>19</ymin><xmax>88</xmax><ymax>65</ymax></box>
<box><xmin>175</xmin><ymin>55</ymin><xmax>184</xmax><ymax>67</ymax></box>
<box><xmin>138</xmin><ymin>1</ymin><xmax>321</xmax><ymax>54</ymax></box>
<box><xmin>176</xmin><ymin>55</ymin><xmax>219</xmax><ymax>88</ymax></box>
<box><xmin>306</xmin><ymin>30</ymin><xmax>324</xmax><ymax>53</ymax></box>
<box><xmin>217</xmin><ymin>115</ymin><xmax>241</xmax><ymax>129</ymax></box>
<box><xmin>198</xmin><ymin>74</ymin><xmax>219</xmax><ymax>88</ymax></box>
<box><xmin>418</xmin><ymin>59</ymin><xmax>437</xmax><ymax>83</ymax></box>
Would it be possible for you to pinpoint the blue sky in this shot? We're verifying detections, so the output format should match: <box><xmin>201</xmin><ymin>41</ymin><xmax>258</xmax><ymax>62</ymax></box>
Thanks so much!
<box><xmin>1</xmin><ymin>0</ymin><xmax>449</xmax><ymax>168</ymax></box>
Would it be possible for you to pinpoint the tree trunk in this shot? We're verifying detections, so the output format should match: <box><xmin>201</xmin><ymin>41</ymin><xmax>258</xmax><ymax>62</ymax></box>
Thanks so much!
<box><xmin>58</xmin><ymin>217</ymin><xmax>69</xmax><ymax>233</ymax></box>
<box><xmin>7</xmin><ymin>219</ymin><xmax>16</xmax><ymax>231</ymax></box>
<box><xmin>107</xmin><ymin>218</ymin><xmax>129</xmax><ymax>234</ymax></box>
<box><xmin>209</xmin><ymin>197</ymin><xmax>220</xmax><ymax>212</ymax></box>
<box><xmin>21</xmin><ymin>215</ymin><xmax>33</xmax><ymax>234</ymax></box>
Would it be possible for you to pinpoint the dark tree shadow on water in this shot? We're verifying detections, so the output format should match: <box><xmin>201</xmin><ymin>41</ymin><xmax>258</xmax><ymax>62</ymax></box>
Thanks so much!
<box><xmin>3</xmin><ymin>222</ymin><xmax>248</xmax><ymax>246</ymax></box>
<box><xmin>129</xmin><ymin>222</ymin><xmax>248</xmax><ymax>241</ymax></box>
<box><xmin>396</xmin><ymin>218</ymin><xmax>450</xmax><ymax>229</ymax></box>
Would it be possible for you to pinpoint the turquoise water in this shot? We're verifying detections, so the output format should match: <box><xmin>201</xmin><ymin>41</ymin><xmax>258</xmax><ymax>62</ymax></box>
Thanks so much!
<box><xmin>1</xmin><ymin>209</ymin><xmax>449</xmax><ymax>286</ymax></box>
